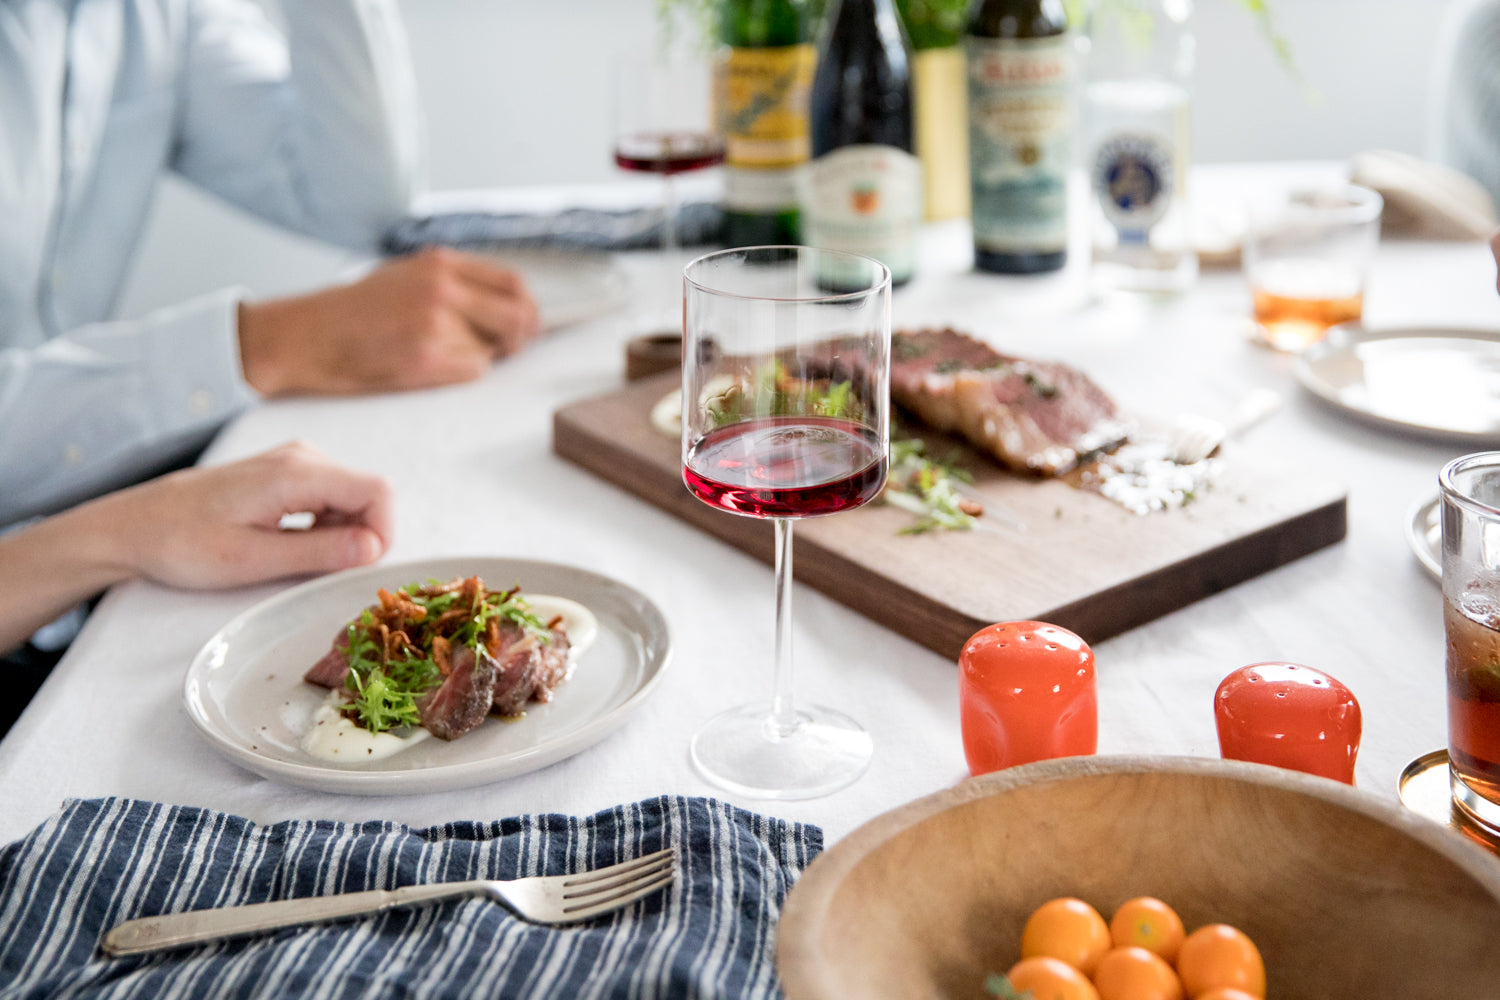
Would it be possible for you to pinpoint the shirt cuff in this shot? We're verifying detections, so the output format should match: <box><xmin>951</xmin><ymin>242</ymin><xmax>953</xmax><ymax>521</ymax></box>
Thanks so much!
<box><xmin>142</xmin><ymin>286</ymin><xmax>262</xmax><ymax>430</ymax></box>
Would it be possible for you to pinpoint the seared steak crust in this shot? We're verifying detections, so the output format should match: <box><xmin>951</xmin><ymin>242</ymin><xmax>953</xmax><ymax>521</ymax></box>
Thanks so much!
<box><xmin>891</xmin><ymin>328</ymin><xmax>1128</xmax><ymax>475</ymax></box>
<box><xmin>417</xmin><ymin>643</ymin><xmax>499</xmax><ymax>741</ymax></box>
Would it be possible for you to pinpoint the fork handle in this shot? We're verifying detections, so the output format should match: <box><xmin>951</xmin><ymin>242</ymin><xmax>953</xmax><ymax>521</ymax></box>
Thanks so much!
<box><xmin>101</xmin><ymin>881</ymin><xmax>482</xmax><ymax>957</ymax></box>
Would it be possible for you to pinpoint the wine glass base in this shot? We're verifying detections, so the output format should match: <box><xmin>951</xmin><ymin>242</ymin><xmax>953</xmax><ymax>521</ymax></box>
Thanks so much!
<box><xmin>690</xmin><ymin>703</ymin><xmax>873</xmax><ymax>800</ymax></box>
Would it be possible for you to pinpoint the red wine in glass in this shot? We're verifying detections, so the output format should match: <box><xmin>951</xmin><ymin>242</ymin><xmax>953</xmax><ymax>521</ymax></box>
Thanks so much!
<box><xmin>614</xmin><ymin>130</ymin><xmax>726</xmax><ymax>175</ymax></box>
<box><xmin>684</xmin><ymin>416</ymin><xmax>887</xmax><ymax>518</ymax></box>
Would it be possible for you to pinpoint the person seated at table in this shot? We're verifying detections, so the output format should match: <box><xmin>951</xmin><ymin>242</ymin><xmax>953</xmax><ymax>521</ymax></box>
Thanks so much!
<box><xmin>0</xmin><ymin>0</ymin><xmax>539</xmax><ymax>533</ymax></box>
<box><xmin>0</xmin><ymin>442</ymin><xmax>392</xmax><ymax>662</ymax></box>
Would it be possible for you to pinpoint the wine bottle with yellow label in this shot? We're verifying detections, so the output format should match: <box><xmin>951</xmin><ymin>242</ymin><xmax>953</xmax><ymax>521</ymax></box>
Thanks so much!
<box><xmin>718</xmin><ymin>0</ymin><xmax>816</xmax><ymax>247</ymax></box>
<box><xmin>901</xmin><ymin>0</ymin><xmax>970</xmax><ymax>222</ymax></box>
<box><xmin>804</xmin><ymin>0</ymin><xmax>920</xmax><ymax>289</ymax></box>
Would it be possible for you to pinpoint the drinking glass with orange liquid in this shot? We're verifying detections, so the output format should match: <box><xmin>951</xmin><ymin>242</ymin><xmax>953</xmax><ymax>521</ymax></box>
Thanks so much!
<box><xmin>1243</xmin><ymin>184</ymin><xmax>1382</xmax><ymax>352</ymax></box>
<box><xmin>1440</xmin><ymin>452</ymin><xmax>1500</xmax><ymax>837</ymax></box>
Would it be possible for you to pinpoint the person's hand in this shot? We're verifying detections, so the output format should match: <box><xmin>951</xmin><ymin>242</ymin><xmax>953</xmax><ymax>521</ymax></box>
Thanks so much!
<box><xmin>236</xmin><ymin>247</ymin><xmax>541</xmax><ymax>396</ymax></box>
<box><xmin>0</xmin><ymin>443</ymin><xmax>393</xmax><ymax>655</ymax></box>
<box><xmin>103</xmin><ymin>442</ymin><xmax>394</xmax><ymax>590</ymax></box>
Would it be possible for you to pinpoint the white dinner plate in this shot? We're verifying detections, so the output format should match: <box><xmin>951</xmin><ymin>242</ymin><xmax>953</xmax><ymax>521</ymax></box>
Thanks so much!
<box><xmin>1406</xmin><ymin>494</ymin><xmax>1441</xmax><ymax>581</ymax></box>
<box><xmin>480</xmin><ymin>248</ymin><xmax>631</xmax><ymax>330</ymax></box>
<box><xmin>183</xmin><ymin>557</ymin><xmax>671</xmax><ymax>795</ymax></box>
<box><xmin>1295</xmin><ymin>325</ymin><xmax>1500</xmax><ymax>443</ymax></box>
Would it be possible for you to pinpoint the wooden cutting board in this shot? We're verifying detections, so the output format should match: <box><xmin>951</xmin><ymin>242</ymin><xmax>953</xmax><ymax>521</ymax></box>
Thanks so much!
<box><xmin>552</xmin><ymin>371</ymin><xmax>1347</xmax><ymax>660</ymax></box>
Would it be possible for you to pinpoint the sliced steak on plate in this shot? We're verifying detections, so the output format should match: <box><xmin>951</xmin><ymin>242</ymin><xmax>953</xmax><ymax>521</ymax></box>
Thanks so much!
<box><xmin>417</xmin><ymin>643</ymin><xmax>499</xmax><ymax>740</ymax></box>
<box><xmin>304</xmin><ymin>630</ymin><xmax>351</xmax><ymax>689</ymax></box>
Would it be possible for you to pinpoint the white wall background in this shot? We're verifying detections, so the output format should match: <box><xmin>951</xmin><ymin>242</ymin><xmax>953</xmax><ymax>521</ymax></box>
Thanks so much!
<box><xmin>117</xmin><ymin>0</ymin><xmax>1465</xmax><ymax>318</ymax></box>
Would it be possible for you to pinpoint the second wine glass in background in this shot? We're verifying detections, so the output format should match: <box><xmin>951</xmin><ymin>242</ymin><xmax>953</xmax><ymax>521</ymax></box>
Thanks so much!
<box><xmin>612</xmin><ymin>50</ymin><xmax>724</xmax><ymax>334</ymax></box>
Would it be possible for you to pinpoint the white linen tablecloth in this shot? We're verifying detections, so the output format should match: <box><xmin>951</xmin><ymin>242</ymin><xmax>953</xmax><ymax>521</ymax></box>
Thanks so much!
<box><xmin>2</xmin><ymin>166</ymin><xmax>1498</xmax><ymax>847</ymax></box>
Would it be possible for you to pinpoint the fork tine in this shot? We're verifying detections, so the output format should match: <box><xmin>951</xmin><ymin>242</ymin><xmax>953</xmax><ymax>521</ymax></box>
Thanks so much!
<box><xmin>561</xmin><ymin>853</ymin><xmax>674</xmax><ymax>900</ymax></box>
<box><xmin>558</xmin><ymin>869</ymin><xmax>675</xmax><ymax>922</ymax></box>
<box><xmin>560</xmin><ymin>848</ymin><xmax>674</xmax><ymax>889</ymax></box>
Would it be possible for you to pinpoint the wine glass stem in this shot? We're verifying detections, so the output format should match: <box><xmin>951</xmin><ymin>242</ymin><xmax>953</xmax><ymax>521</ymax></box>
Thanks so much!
<box><xmin>661</xmin><ymin>174</ymin><xmax>680</xmax><ymax>325</ymax></box>
<box><xmin>662</xmin><ymin>173</ymin><xmax>679</xmax><ymax>258</ymax></box>
<box><xmin>770</xmin><ymin>517</ymin><xmax>799</xmax><ymax>738</ymax></box>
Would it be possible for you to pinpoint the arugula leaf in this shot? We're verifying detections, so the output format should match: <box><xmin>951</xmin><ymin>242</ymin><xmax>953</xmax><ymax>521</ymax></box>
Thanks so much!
<box><xmin>886</xmin><ymin>436</ymin><xmax>982</xmax><ymax>534</ymax></box>
<box><xmin>707</xmin><ymin>363</ymin><xmax>866</xmax><ymax>426</ymax></box>
<box><xmin>983</xmin><ymin>973</ymin><xmax>1032</xmax><ymax>1000</ymax></box>
<box><xmin>345</xmin><ymin>662</ymin><xmax>430</xmax><ymax>732</ymax></box>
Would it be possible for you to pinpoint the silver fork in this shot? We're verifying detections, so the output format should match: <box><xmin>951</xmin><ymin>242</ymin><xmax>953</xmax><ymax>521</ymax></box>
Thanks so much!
<box><xmin>101</xmin><ymin>847</ymin><xmax>675</xmax><ymax>958</ymax></box>
<box><xmin>1167</xmin><ymin>388</ymin><xmax>1282</xmax><ymax>465</ymax></box>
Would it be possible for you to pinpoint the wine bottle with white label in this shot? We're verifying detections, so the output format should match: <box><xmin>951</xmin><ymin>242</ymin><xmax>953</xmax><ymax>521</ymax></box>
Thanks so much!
<box><xmin>804</xmin><ymin>0</ymin><xmax>921</xmax><ymax>289</ymax></box>
<box><xmin>965</xmin><ymin>0</ymin><xmax>1073</xmax><ymax>274</ymax></box>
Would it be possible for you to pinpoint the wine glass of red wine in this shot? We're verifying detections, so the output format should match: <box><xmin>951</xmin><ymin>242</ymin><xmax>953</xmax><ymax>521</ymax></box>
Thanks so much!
<box><xmin>681</xmin><ymin>246</ymin><xmax>892</xmax><ymax>799</ymax></box>
<box><xmin>612</xmin><ymin>51</ymin><xmax>724</xmax><ymax>332</ymax></box>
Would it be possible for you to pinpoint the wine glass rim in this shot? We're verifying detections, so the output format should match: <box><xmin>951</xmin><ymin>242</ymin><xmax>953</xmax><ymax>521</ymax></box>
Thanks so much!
<box><xmin>1440</xmin><ymin>451</ymin><xmax>1500</xmax><ymax>520</ymax></box>
<box><xmin>684</xmin><ymin>245</ymin><xmax>893</xmax><ymax>302</ymax></box>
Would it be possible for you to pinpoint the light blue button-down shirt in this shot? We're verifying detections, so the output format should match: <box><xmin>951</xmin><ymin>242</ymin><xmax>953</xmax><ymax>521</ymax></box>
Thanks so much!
<box><xmin>0</xmin><ymin>0</ymin><xmax>423</xmax><ymax>526</ymax></box>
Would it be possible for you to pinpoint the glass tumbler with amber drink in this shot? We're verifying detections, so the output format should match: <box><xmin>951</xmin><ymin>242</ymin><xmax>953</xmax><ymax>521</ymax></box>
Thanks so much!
<box><xmin>1440</xmin><ymin>452</ymin><xmax>1500</xmax><ymax>835</ymax></box>
<box><xmin>1243</xmin><ymin>185</ymin><xmax>1382</xmax><ymax>352</ymax></box>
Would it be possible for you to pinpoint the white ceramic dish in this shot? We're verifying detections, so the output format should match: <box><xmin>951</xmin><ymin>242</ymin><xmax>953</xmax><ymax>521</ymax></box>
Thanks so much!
<box><xmin>183</xmin><ymin>557</ymin><xmax>671</xmax><ymax>795</ymax></box>
<box><xmin>1407</xmin><ymin>494</ymin><xmax>1441</xmax><ymax>581</ymax></box>
<box><xmin>481</xmin><ymin>248</ymin><xmax>631</xmax><ymax>330</ymax></box>
<box><xmin>1295</xmin><ymin>325</ymin><xmax>1500</xmax><ymax>443</ymax></box>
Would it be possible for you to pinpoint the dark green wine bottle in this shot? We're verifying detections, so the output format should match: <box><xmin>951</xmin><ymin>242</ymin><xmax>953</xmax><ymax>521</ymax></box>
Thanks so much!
<box><xmin>965</xmin><ymin>0</ymin><xmax>1073</xmax><ymax>274</ymax></box>
<box><xmin>719</xmin><ymin>0</ymin><xmax>816</xmax><ymax>246</ymax></box>
<box><xmin>805</xmin><ymin>0</ymin><xmax>919</xmax><ymax>287</ymax></box>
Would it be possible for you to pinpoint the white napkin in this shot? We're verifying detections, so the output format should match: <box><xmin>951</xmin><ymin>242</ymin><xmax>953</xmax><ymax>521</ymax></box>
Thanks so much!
<box><xmin>1349</xmin><ymin>149</ymin><xmax>1498</xmax><ymax>240</ymax></box>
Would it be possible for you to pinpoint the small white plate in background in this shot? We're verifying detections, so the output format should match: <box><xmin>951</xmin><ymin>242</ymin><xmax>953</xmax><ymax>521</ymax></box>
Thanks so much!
<box><xmin>481</xmin><ymin>248</ymin><xmax>631</xmax><ymax>330</ymax></box>
<box><xmin>1296</xmin><ymin>325</ymin><xmax>1500</xmax><ymax>443</ymax></box>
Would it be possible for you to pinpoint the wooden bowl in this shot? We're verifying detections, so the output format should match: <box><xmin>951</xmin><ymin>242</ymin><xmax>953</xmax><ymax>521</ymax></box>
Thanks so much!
<box><xmin>778</xmin><ymin>755</ymin><xmax>1500</xmax><ymax>998</ymax></box>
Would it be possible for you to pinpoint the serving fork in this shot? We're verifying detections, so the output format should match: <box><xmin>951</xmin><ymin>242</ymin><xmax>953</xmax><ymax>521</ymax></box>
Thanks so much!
<box><xmin>1166</xmin><ymin>388</ymin><xmax>1282</xmax><ymax>465</ymax></box>
<box><xmin>101</xmin><ymin>847</ymin><xmax>675</xmax><ymax>957</ymax></box>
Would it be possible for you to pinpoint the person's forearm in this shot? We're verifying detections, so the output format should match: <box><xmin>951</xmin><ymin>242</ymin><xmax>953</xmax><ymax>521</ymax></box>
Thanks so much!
<box><xmin>0</xmin><ymin>291</ymin><xmax>256</xmax><ymax>526</ymax></box>
<box><xmin>0</xmin><ymin>496</ymin><xmax>136</xmax><ymax>656</ymax></box>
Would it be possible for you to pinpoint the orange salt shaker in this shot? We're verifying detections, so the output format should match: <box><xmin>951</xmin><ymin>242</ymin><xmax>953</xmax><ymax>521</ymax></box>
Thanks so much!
<box><xmin>1214</xmin><ymin>662</ymin><xmax>1361</xmax><ymax>784</ymax></box>
<box><xmin>959</xmin><ymin>621</ymin><xmax>1098</xmax><ymax>776</ymax></box>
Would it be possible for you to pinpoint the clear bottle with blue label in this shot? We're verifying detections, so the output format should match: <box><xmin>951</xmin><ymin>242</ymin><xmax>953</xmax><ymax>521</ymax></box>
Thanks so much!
<box><xmin>1084</xmin><ymin>0</ymin><xmax>1197</xmax><ymax>292</ymax></box>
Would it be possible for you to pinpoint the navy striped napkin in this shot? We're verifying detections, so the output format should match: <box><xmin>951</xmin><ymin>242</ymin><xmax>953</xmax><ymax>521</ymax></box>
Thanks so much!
<box><xmin>382</xmin><ymin>203</ymin><xmax>726</xmax><ymax>256</ymax></box>
<box><xmin>0</xmin><ymin>796</ymin><xmax>822</xmax><ymax>999</ymax></box>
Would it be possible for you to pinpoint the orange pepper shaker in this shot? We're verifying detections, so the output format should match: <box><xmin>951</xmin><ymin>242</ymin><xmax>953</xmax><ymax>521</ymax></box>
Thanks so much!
<box><xmin>1214</xmin><ymin>662</ymin><xmax>1361</xmax><ymax>784</ymax></box>
<box><xmin>959</xmin><ymin>621</ymin><xmax>1098</xmax><ymax>776</ymax></box>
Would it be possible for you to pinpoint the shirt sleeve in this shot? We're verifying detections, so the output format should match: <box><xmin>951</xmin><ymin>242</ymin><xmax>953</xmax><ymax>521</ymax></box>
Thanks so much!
<box><xmin>170</xmin><ymin>0</ymin><xmax>426</xmax><ymax>252</ymax></box>
<box><xmin>0</xmin><ymin>289</ymin><xmax>258</xmax><ymax>527</ymax></box>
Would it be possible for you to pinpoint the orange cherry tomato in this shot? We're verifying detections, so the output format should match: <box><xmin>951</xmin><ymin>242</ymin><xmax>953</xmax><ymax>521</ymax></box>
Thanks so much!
<box><xmin>1093</xmin><ymin>946</ymin><xmax>1184</xmax><ymax>1000</ymax></box>
<box><xmin>1214</xmin><ymin>662</ymin><xmax>1361</xmax><ymax>784</ymax></box>
<box><xmin>1021</xmin><ymin>897</ymin><xmax>1112</xmax><ymax>976</ymax></box>
<box><xmin>1195</xmin><ymin>990</ymin><xmax>1261</xmax><ymax>1000</ymax></box>
<box><xmin>1006</xmin><ymin>956</ymin><xmax>1101</xmax><ymax>1000</ymax></box>
<box><xmin>1109</xmin><ymin>897</ymin><xmax>1186</xmax><ymax>964</ymax></box>
<box><xmin>1175</xmin><ymin>924</ymin><xmax>1265</xmax><ymax>998</ymax></box>
<box><xmin>960</xmin><ymin>621</ymin><xmax>1097</xmax><ymax>775</ymax></box>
